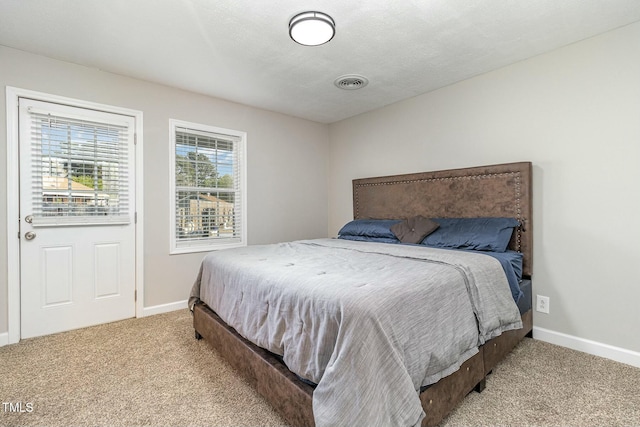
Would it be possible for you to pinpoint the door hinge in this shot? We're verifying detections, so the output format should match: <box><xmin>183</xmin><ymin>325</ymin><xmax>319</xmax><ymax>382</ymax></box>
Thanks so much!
<box><xmin>134</xmin><ymin>133</ymin><xmax>137</xmax><ymax>145</ymax></box>
<box><xmin>134</xmin><ymin>212</ymin><xmax>137</xmax><ymax>223</ymax></box>
<box><xmin>18</xmin><ymin>231</ymin><xmax>20</xmax><ymax>239</ymax></box>
<box><xmin>134</xmin><ymin>290</ymin><xmax>137</xmax><ymax>302</ymax></box>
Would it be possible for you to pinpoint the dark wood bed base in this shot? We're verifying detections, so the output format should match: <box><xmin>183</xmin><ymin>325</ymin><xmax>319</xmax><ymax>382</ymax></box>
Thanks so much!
<box><xmin>194</xmin><ymin>161</ymin><xmax>533</xmax><ymax>426</ymax></box>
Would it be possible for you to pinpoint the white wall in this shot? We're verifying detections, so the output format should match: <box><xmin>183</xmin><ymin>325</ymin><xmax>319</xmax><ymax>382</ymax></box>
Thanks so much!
<box><xmin>328</xmin><ymin>22</ymin><xmax>640</xmax><ymax>354</ymax></box>
<box><xmin>0</xmin><ymin>45</ymin><xmax>329</xmax><ymax>334</ymax></box>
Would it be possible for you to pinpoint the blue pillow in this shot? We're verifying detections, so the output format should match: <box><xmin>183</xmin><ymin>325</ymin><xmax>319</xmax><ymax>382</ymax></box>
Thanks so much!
<box><xmin>337</xmin><ymin>219</ymin><xmax>401</xmax><ymax>240</ymax></box>
<box><xmin>338</xmin><ymin>235</ymin><xmax>400</xmax><ymax>244</ymax></box>
<box><xmin>422</xmin><ymin>217</ymin><xmax>520</xmax><ymax>252</ymax></box>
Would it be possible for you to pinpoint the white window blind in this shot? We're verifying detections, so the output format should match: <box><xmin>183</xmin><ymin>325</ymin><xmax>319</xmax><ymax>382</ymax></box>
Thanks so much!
<box><xmin>171</xmin><ymin>121</ymin><xmax>246</xmax><ymax>252</ymax></box>
<box><xmin>28</xmin><ymin>107</ymin><xmax>131</xmax><ymax>226</ymax></box>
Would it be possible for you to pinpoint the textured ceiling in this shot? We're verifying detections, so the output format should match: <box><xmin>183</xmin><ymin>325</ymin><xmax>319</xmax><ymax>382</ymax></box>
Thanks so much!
<box><xmin>1</xmin><ymin>0</ymin><xmax>640</xmax><ymax>123</ymax></box>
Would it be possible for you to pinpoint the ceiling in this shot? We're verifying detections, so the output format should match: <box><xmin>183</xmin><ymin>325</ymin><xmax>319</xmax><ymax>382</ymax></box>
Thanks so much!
<box><xmin>1</xmin><ymin>1</ymin><xmax>640</xmax><ymax>124</ymax></box>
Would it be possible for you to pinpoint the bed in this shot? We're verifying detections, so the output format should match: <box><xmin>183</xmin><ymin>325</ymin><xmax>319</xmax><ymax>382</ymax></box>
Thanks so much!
<box><xmin>190</xmin><ymin>161</ymin><xmax>533</xmax><ymax>427</ymax></box>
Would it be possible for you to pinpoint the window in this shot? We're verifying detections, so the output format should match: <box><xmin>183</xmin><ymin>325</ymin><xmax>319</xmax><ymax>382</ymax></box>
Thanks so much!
<box><xmin>169</xmin><ymin>119</ymin><xmax>246</xmax><ymax>253</ymax></box>
<box><xmin>27</xmin><ymin>105</ymin><xmax>132</xmax><ymax>226</ymax></box>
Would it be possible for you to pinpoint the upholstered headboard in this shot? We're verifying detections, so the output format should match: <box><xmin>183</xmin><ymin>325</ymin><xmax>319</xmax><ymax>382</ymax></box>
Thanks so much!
<box><xmin>352</xmin><ymin>162</ymin><xmax>533</xmax><ymax>277</ymax></box>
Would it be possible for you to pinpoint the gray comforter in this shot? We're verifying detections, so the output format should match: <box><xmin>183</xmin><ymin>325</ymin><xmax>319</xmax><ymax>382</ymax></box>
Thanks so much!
<box><xmin>189</xmin><ymin>238</ymin><xmax>522</xmax><ymax>427</ymax></box>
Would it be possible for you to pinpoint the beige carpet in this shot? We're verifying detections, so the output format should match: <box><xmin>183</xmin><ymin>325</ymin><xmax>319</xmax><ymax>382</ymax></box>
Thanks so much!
<box><xmin>1</xmin><ymin>309</ymin><xmax>638</xmax><ymax>427</ymax></box>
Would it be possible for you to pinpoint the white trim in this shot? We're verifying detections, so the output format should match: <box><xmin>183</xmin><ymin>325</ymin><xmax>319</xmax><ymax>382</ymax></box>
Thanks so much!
<box><xmin>6</xmin><ymin>87</ymin><xmax>21</xmax><ymax>344</ymax></box>
<box><xmin>533</xmin><ymin>327</ymin><xmax>640</xmax><ymax>368</ymax></box>
<box><xmin>0</xmin><ymin>332</ymin><xmax>8</xmax><ymax>347</ymax></box>
<box><xmin>134</xmin><ymin>108</ymin><xmax>145</xmax><ymax>320</ymax></box>
<box><xmin>142</xmin><ymin>300</ymin><xmax>188</xmax><ymax>317</ymax></box>
<box><xmin>5</xmin><ymin>87</ymin><xmax>144</xmax><ymax>343</ymax></box>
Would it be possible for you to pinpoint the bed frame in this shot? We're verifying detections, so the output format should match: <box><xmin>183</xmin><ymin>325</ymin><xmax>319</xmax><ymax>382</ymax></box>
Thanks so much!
<box><xmin>193</xmin><ymin>161</ymin><xmax>533</xmax><ymax>426</ymax></box>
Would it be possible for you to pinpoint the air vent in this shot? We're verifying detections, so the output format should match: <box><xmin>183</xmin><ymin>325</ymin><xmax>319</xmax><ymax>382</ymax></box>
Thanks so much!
<box><xmin>334</xmin><ymin>74</ymin><xmax>369</xmax><ymax>90</ymax></box>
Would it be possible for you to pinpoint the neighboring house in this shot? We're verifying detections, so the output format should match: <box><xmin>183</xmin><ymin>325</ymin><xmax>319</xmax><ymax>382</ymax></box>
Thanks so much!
<box><xmin>179</xmin><ymin>194</ymin><xmax>234</xmax><ymax>237</ymax></box>
<box><xmin>42</xmin><ymin>176</ymin><xmax>109</xmax><ymax>207</ymax></box>
<box><xmin>39</xmin><ymin>156</ymin><xmax>121</xmax><ymax>217</ymax></box>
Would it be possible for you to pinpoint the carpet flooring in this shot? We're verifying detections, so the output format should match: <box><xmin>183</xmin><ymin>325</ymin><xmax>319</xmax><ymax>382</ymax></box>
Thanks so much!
<box><xmin>1</xmin><ymin>309</ymin><xmax>639</xmax><ymax>426</ymax></box>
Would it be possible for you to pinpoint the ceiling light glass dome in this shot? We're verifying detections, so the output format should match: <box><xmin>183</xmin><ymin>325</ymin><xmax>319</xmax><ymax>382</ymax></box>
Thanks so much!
<box><xmin>289</xmin><ymin>11</ymin><xmax>335</xmax><ymax>46</ymax></box>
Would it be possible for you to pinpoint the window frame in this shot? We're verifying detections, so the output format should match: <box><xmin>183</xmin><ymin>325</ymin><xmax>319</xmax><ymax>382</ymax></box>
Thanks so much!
<box><xmin>169</xmin><ymin>119</ymin><xmax>247</xmax><ymax>254</ymax></box>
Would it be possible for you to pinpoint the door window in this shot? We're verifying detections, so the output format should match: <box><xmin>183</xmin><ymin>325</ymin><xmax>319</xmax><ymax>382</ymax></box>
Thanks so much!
<box><xmin>27</xmin><ymin>108</ymin><xmax>131</xmax><ymax>226</ymax></box>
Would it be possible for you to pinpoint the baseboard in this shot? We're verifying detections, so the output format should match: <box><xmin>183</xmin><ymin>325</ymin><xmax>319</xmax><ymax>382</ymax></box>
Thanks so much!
<box><xmin>533</xmin><ymin>326</ymin><xmax>640</xmax><ymax>368</ymax></box>
<box><xmin>142</xmin><ymin>299</ymin><xmax>188</xmax><ymax>317</ymax></box>
<box><xmin>0</xmin><ymin>332</ymin><xmax>8</xmax><ymax>347</ymax></box>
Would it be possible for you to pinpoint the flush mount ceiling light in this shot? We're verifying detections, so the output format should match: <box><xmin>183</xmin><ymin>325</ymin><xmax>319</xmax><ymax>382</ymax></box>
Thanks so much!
<box><xmin>289</xmin><ymin>11</ymin><xmax>335</xmax><ymax>46</ymax></box>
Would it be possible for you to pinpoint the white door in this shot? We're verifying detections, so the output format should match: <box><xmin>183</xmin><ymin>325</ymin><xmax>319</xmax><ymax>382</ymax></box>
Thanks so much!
<box><xmin>19</xmin><ymin>98</ymin><xmax>136</xmax><ymax>339</ymax></box>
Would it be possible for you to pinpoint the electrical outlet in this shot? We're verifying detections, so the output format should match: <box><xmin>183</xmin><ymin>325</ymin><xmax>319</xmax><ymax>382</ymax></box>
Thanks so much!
<box><xmin>536</xmin><ymin>295</ymin><xmax>550</xmax><ymax>314</ymax></box>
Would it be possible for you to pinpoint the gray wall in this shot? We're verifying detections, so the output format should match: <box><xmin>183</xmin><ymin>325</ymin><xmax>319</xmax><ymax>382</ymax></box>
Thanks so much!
<box><xmin>328</xmin><ymin>22</ymin><xmax>640</xmax><ymax>353</ymax></box>
<box><xmin>0</xmin><ymin>45</ymin><xmax>329</xmax><ymax>333</ymax></box>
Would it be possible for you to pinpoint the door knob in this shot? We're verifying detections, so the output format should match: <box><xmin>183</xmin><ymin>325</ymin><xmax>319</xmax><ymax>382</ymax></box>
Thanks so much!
<box><xmin>24</xmin><ymin>231</ymin><xmax>36</xmax><ymax>240</ymax></box>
